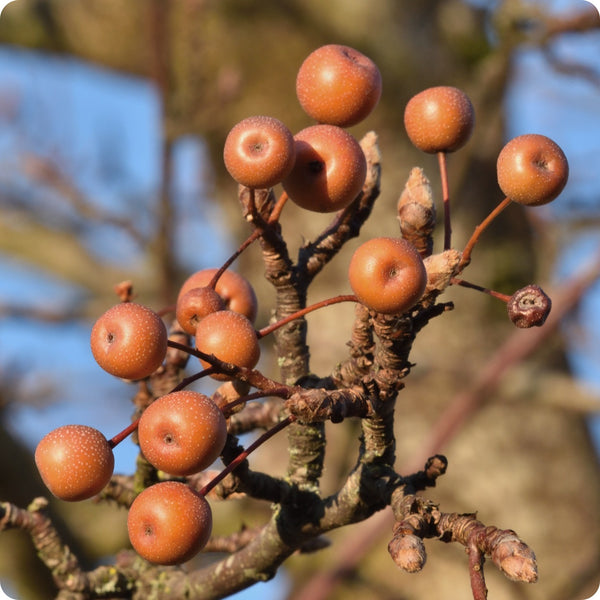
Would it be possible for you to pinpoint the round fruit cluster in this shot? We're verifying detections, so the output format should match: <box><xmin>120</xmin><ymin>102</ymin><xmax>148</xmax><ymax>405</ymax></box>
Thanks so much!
<box><xmin>223</xmin><ymin>43</ymin><xmax>381</xmax><ymax>213</ymax></box>
<box><xmin>33</xmin><ymin>41</ymin><xmax>570</xmax><ymax>572</ymax></box>
<box><xmin>401</xmin><ymin>83</ymin><xmax>567</xmax><ymax>322</ymax></box>
<box><xmin>34</xmin><ymin>391</ymin><xmax>227</xmax><ymax>565</ymax></box>
<box><xmin>36</xmin><ymin>265</ymin><xmax>260</xmax><ymax>564</ymax></box>
<box><xmin>402</xmin><ymin>84</ymin><xmax>568</xmax><ymax>207</ymax></box>
<box><xmin>33</xmin><ymin>42</ymin><xmax>389</xmax><ymax>567</ymax></box>
<box><xmin>177</xmin><ymin>268</ymin><xmax>261</xmax><ymax>379</ymax></box>
<box><xmin>221</xmin><ymin>45</ymin><xmax>429</xmax><ymax>316</ymax></box>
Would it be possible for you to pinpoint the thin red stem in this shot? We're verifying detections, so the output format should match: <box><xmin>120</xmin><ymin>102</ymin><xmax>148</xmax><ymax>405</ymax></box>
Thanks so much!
<box><xmin>170</xmin><ymin>367</ymin><xmax>218</xmax><ymax>392</ymax></box>
<box><xmin>108</xmin><ymin>418</ymin><xmax>140</xmax><ymax>449</ymax></box>
<box><xmin>268</xmin><ymin>190</ymin><xmax>289</xmax><ymax>223</ymax></box>
<box><xmin>166</xmin><ymin>339</ymin><xmax>286</xmax><ymax>392</ymax></box>
<box><xmin>221</xmin><ymin>387</ymin><xmax>292</xmax><ymax>416</ymax></box>
<box><xmin>256</xmin><ymin>294</ymin><xmax>359</xmax><ymax>339</ymax></box>
<box><xmin>167</xmin><ymin>339</ymin><xmax>222</xmax><ymax>364</ymax></box>
<box><xmin>450</xmin><ymin>278</ymin><xmax>511</xmax><ymax>303</ymax></box>
<box><xmin>438</xmin><ymin>151</ymin><xmax>452</xmax><ymax>251</ymax></box>
<box><xmin>199</xmin><ymin>415</ymin><xmax>296</xmax><ymax>497</ymax></box>
<box><xmin>459</xmin><ymin>197</ymin><xmax>513</xmax><ymax>271</ymax></box>
<box><xmin>208</xmin><ymin>228</ymin><xmax>263</xmax><ymax>290</ymax></box>
<box><xmin>107</xmin><ymin>368</ymin><xmax>220</xmax><ymax>448</ymax></box>
<box><xmin>206</xmin><ymin>190</ymin><xmax>287</xmax><ymax>292</ymax></box>
<box><xmin>156</xmin><ymin>304</ymin><xmax>175</xmax><ymax>317</ymax></box>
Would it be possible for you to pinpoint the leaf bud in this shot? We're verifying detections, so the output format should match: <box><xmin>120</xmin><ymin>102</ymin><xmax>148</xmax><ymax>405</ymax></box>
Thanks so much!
<box><xmin>388</xmin><ymin>530</ymin><xmax>427</xmax><ymax>573</ymax></box>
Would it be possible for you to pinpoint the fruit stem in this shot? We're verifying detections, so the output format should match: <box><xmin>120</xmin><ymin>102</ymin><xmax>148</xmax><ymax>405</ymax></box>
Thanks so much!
<box><xmin>156</xmin><ymin>304</ymin><xmax>175</xmax><ymax>317</ymax></box>
<box><xmin>206</xmin><ymin>190</ymin><xmax>288</xmax><ymax>293</ymax></box>
<box><xmin>208</xmin><ymin>228</ymin><xmax>263</xmax><ymax>290</ymax></box>
<box><xmin>199</xmin><ymin>415</ymin><xmax>296</xmax><ymax>496</ymax></box>
<box><xmin>450</xmin><ymin>277</ymin><xmax>511</xmax><ymax>303</ymax></box>
<box><xmin>206</xmin><ymin>189</ymin><xmax>289</xmax><ymax>292</ymax></box>
<box><xmin>438</xmin><ymin>151</ymin><xmax>452</xmax><ymax>250</ymax></box>
<box><xmin>256</xmin><ymin>294</ymin><xmax>359</xmax><ymax>339</ymax></box>
<box><xmin>221</xmin><ymin>387</ymin><xmax>292</xmax><ymax>416</ymax></box>
<box><xmin>268</xmin><ymin>190</ymin><xmax>289</xmax><ymax>224</ymax></box>
<box><xmin>170</xmin><ymin>367</ymin><xmax>218</xmax><ymax>392</ymax></box>
<box><xmin>166</xmin><ymin>339</ymin><xmax>286</xmax><ymax>392</ymax></box>
<box><xmin>108</xmin><ymin>418</ymin><xmax>140</xmax><ymax>449</ymax></box>
<box><xmin>458</xmin><ymin>196</ymin><xmax>513</xmax><ymax>271</ymax></box>
<box><xmin>246</xmin><ymin>187</ymin><xmax>259</xmax><ymax>221</ymax></box>
<box><xmin>168</xmin><ymin>339</ymin><xmax>234</xmax><ymax>369</ymax></box>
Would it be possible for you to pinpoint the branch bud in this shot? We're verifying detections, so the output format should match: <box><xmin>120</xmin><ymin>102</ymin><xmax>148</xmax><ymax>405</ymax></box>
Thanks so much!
<box><xmin>424</xmin><ymin>249</ymin><xmax>461</xmax><ymax>295</ymax></box>
<box><xmin>491</xmin><ymin>532</ymin><xmax>538</xmax><ymax>583</ymax></box>
<box><xmin>388</xmin><ymin>530</ymin><xmax>427</xmax><ymax>573</ymax></box>
<box><xmin>114</xmin><ymin>280</ymin><xmax>134</xmax><ymax>302</ymax></box>
<box><xmin>397</xmin><ymin>167</ymin><xmax>436</xmax><ymax>258</ymax></box>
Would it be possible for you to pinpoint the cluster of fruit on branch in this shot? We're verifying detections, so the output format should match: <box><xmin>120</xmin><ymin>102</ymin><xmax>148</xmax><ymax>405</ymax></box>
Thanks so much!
<box><xmin>31</xmin><ymin>43</ymin><xmax>568</xmax><ymax>596</ymax></box>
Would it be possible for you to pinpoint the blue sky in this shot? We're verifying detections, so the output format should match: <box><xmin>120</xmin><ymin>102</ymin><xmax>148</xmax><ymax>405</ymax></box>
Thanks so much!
<box><xmin>0</xmin><ymin>1</ymin><xmax>599</xmax><ymax>599</ymax></box>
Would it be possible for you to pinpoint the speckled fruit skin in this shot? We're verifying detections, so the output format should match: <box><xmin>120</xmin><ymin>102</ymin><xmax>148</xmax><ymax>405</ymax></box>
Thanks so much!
<box><xmin>195</xmin><ymin>310</ymin><xmax>260</xmax><ymax>381</ymax></box>
<box><xmin>223</xmin><ymin>116</ymin><xmax>296</xmax><ymax>188</ymax></box>
<box><xmin>178</xmin><ymin>269</ymin><xmax>258</xmax><ymax>324</ymax></box>
<box><xmin>138</xmin><ymin>391</ymin><xmax>228</xmax><ymax>476</ymax></box>
<box><xmin>348</xmin><ymin>237</ymin><xmax>428</xmax><ymax>315</ymax></box>
<box><xmin>282</xmin><ymin>124</ymin><xmax>367</xmax><ymax>213</ymax></box>
<box><xmin>296</xmin><ymin>44</ymin><xmax>382</xmax><ymax>127</ymax></box>
<box><xmin>127</xmin><ymin>481</ymin><xmax>212</xmax><ymax>565</ymax></box>
<box><xmin>90</xmin><ymin>302</ymin><xmax>168</xmax><ymax>380</ymax></box>
<box><xmin>404</xmin><ymin>86</ymin><xmax>474</xmax><ymax>154</ymax></box>
<box><xmin>496</xmin><ymin>134</ymin><xmax>569</xmax><ymax>206</ymax></box>
<box><xmin>35</xmin><ymin>425</ymin><xmax>114</xmax><ymax>501</ymax></box>
<box><xmin>176</xmin><ymin>286</ymin><xmax>225</xmax><ymax>335</ymax></box>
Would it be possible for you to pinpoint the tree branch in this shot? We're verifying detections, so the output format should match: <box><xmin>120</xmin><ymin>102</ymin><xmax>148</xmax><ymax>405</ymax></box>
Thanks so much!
<box><xmin>299</xmin><ymin>131</ymin><xmax>382</xmax><ymax>283</ymax></box>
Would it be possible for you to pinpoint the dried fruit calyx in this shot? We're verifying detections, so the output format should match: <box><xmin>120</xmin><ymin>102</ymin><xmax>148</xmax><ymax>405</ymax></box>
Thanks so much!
<box><xmin>507</xmin><ymin>284</ymin><xmax>551</xmax><ymax>328</ymax></box>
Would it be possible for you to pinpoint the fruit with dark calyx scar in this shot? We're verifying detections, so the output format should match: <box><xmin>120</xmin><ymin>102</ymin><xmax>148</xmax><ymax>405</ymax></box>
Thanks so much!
<box><xmin>282</xmin><ymin>124</ymin><xmax>367</xmax><ymax>213</ymax></box>
<box><xmin>223</xmin><ymin>115</ymin><xmax>296</xmax><ymax>189</ymax></box>
<box><xmin>127</xmin><ymin>481</ymin><xmax>212</xmax><ymax>565</ymax></box>
<box><xmin>349</xmin><ymin>237</ymin><xmax>428</xmax><ymax>314</ymax></box>
<box><xmin>90</xmin><ymin>302</ymin><xmax>168</xmax><ymax>380</ymax></box>
<box><xmin>138</xmin><ymin>390</ymin><xmax>228</xmax><ymax>476</ymax></box>
<box><xmin>176</xmin><ymin>286</ymin><xmax>226</xmax><ymax>335</ymax></box>
<box><xmin>496</xmin><ymin>134</ymin><xmax>569</xmax><ymax>206</ymax></box>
